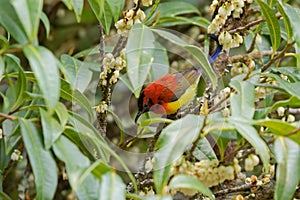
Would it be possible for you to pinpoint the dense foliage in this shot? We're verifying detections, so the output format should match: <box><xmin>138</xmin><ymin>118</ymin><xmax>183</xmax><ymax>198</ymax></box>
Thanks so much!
<box><xmin>0</xmin><ymin>0</ymin><xmax>300</xmax><ymax>199</ymax></box>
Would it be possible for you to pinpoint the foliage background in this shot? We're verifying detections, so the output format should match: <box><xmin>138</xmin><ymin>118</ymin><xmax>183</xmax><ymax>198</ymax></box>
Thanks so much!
<box><xmin>0</xmin><ymin>0</ymin><xmax>300</xmax><ymax>199</ymax></box>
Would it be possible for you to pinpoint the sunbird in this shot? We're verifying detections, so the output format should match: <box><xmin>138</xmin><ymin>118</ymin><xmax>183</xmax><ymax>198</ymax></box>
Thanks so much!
<box><xmin>135</xmin><ymin>38</ymin><xmax>222</xmax><ymax>123</ymax></box>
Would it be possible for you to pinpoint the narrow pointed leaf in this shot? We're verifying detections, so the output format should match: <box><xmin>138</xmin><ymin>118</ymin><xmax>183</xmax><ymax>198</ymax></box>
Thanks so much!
<box><xmin>276</xmin><ymin>0</ymin><xmax>292</xmax><ymax>41</ymax></box>
<box><xmin>10</xmin><ymin>0</ymin><xmax>42</xmax><ymax>42</ymax></box>
<box><xmin>231</xmin><ymin>119</ymin><xmax>270</xmax><ymax>170</ymax></box>
<box><xmin>169</xmin><ymin>174</ymin><xmax>215</xmax><ymax>200</ymax></box>
<box><xmin>154</xmin><ymin>115</ymin><xmax>203</xmax><ymax>193</ymax></box>
<box><xmin>274</xmin><ymin>137</ymin><xmax>300</xmax><ymax>200</ymax></box>
<box><xmin>53</xmin><ymin>136</ymin><xmax>100</xmax><ymax>199</ymax></box>
<box><xmin>0</xmin><ymin>0</ymin><xmax>27</xmax><ymax>44</ymax></box>
<box><xmin>126</xmin><ymin>23</ymin><xmax>155</xmax><ymax>97</ymax></box>
<box><xmin>20</xmin><ymin>119</ymin><xmax>57</xmax><ymax>200</ymax></box>
<box><xmin>230</xmin><ymin>81</ymin><xmax>255</xmax><ymax>119</ymax></box>
<box><xmin>23</xmin><ymin>45</ymin><xmax>60</xmax><ymax>110</ymax></box>
<box><xmin>257</xmin><ymin>0</ymin><xmax>281</xmax><ymax>52</ymax></box>
<box><xmin>99</xmin><ymin>172</ymin><xmax>126</xmax><ymax>200</ymax></box>
<box><xmin>40</xmin><ymin>108</ymin><xmax>64</xmax><ymax>149</ymax></box>
<box><xmin>256</xmin><ymin>119</ymin><xmax>300</xmax><ymax>145</ymax></box>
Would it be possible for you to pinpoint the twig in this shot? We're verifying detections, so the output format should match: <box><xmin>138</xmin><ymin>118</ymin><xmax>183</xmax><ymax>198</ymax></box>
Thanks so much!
<box><xmin>214</xmin><ymin>183</ymin><xmax>252</xmax><ymax>196</ymax></box>
<box><xmin>187</xmin><ymin>100</ymin><xmax>209</xmax><ymax>159</ymax></box>
<box><xmin>98</xmin><ymin>24</ymin><xmax>105</xmax><ymax>66</ymax></box>
<box><xmin>120</xmin><ymin>127</ymin><xmax>145</xmax><ymax>148</ymax></box>
<box><xmin>261</xmin><ymin>41</ymin><xmax>296</xmax><ymax>72</ymax></box>
<box><xmin>285</xmin><ymin>127</ymin><xmax>300</xmax><ymax>137</ymax></box>
<box><xmin>208</xmin><ymin>92</ymin><xmax>231</xmax><ymax>113</ymax></box>
<box><xmin>246</xmin><ymin>32</ymin><xmax>258</xmax><ymax>53</ymax></box>
<box><xmin>228</xmin><ymin>14</ymin><xmax>281</xmax><ymax>34</ymax></box>
<box><xmin>112</xmin><ymin>36</ymin><xmax>128</xmax><ymax>57</ymax></box>
<box><xmin>229</xmin><ymin>50</ymin><xmax>274</xmax><ymax>63</ymax></box>
<box><xmin>0</xmin><ymin>112</ymin><xmax>17</xmax><ymax>121</ymax></box>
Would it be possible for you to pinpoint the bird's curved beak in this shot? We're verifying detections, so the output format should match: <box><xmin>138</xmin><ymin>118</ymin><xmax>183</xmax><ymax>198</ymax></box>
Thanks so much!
<box><xmin>135</xmin><ymin>110</ymin><xmax>143</xmax><ymax>123</ymax></box>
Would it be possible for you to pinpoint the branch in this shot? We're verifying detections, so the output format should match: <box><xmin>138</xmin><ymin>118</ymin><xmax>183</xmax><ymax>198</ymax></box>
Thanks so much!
<box><xmin>261</xmin><ymin>41</ymin><xmax>296</xmax><ymax>72</ymax></box>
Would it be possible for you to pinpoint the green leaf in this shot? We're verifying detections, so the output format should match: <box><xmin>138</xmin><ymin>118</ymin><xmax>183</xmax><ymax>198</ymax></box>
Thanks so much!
<box><xmin>60</xmin><ymin>54</ymin><xmax>93</xmax><ymax>92</ymax></box>
<box><xmin>230</xmin><ymin>81</ymin><xmax>255</xmax><ymax>119</ymax></box>
<box><xmin>126</xmin><ymin>23</ymin><xmax>155</xmax><ymax>97</ymax></box>
<box><xmin>211</xmin><ymin>129</ymin><xmax>237</xmax><ymax>160</ymax></box>
<box><xmin>0</xmin><ymin>191</ymin><xmax>12</xmax><ymax>200</ymax></box>
<box><xmin>0</xmin><ymin>36</ymin><xmax>9</xmax><ymax>55</ymax></box>
<box><xmin>152</xmin><ymin>29</ymin><xmax>217</xmax><ymax>89</ymax></box>
<box><xmin>169</xmin><ymin>174</ymin><xmax>215</xmax><ymax>200</ymax></box>
<box><xmin>257</xmin><ymin>0</ymin><xmax>281</xmax><ymax>52</ymax></box>
<box><xmin>276</xmin><ymin>0</ymin><xmax>292</xmax><ymax>41</ymax></box>
<box><xmin>156</xmin><ymin>16</ymin><xmax>210</xmax><ymax>29</ymax></box>
<box><xmin>3</xmin><ymin>120</ymin><xmax>21</xmax><ymax>154</ymax></box>
<box><xmin>11</xmin><ymin>65</ymin><xmax>27</xmax><ymax>111</ymax></box>
<box><xmin>256</xmin><ymin>119</ymin><xmax>300</xmax><ymax>146</ymax></box>
<box><xmin>40</xmin><ymin>12</ymin><xmax>50</xmax><ymax>38</ymax></box>
<box><xmin>54</xmin><ymin>102</ymin><xmax>69</xmax><ymax>126</ymax></box>
<box><xmin>145</xmin><ymin>1</ymin><xmax>200</xmax><ymax>25</ymax></box>
<box><xmin>271</xmin><ymin>67</ymin><xmax>300</xmax><ymax>82</ymax></box>
<box><xmin>154</xmin><ymin>115</ymin><xmax>204</xmax><ymax>193</ymax></box>
<box><xmin>99</xmin><ymin>172</ymin><xmax>126</xmax><ymax>200</ymax></box>
<box><xmin>284</xmin><ymin>4</ymin><xmax>300</xmax><ymax>68</ymax></box>
<box><xmin>88</xmin><ymin>0</ymin><xmax>123</xmax><ymax>34</ymax></box>
<box><xmin>60</xmin><ymin>78</ymin><xmax>94</xmax><ymax>121</ymax></box>
<box><xmin>264</xmin><ymin>73</ymin><xmax>300</xmax><ymax>96</ymax></box>
<box><xmin>270</xmin><ymin>96</ymin><xmax>300</xmax><ymax>111</ymax></box>
<box><xmin>82</xmin><ymin>160</ymin><xmax>111</xmax><ymax>181</ymax></box>
<box><xmin>23</xmin><ymin>45</ymin><xmax>60</xmax><ymax>111</ymax></box>
<box><xmin>106</xmin><ymin>0</ymin><xmax>124</xmax><ymax>22</ymax></box>
<box><xmin>39</xmin><ymin>108</ymin><xmax>64</xmax><ymax>149</ymax></box>
<box><xmin>192</xmin><ymin>137</ymin><xmax>217</xmax><ymax>161</ymax></box>
<box><xmin>61</xmin><ymin>0</ymin><xmax>83</xmax><ymax>22</ymax></box>
<box><xmin>231</xmin><ymin>119</ymin><xmax>270</xmax><ymax>170</ymax></box>
<box><xmin>53</xmin><ymin>135</ymin><xmax>100</xmax><ymax>199</ymax></box>
<box><xmin>19</xmin><ymin>119</ymin><xmax>57</xmax><ymax>200</ymax></box>
<box><xmin>10</xmin><ymin>0</ymin><xmax>42</xmax><ymax>42</ymax></box>
<box><xmin>72</xmin><ymin>0</ymin><xmax>84</xmax><ymax>22</ymax></box>
<box><xmin>67</xmin><ymin>112</ymin><xmax>109</xmax><ymax>161</ymax></box>
<box><xmin>0</xmin><ymin>0</ymin><xmax>28</xmax><ymax>44</ymax></box>
<box><xmin>149</xmin><ymin>42</ymin><xmax>169</xmax><ymax>82</ymax></box>
<box><xmin>274</xmin><ymin>137</ymin><xmax>300</xmax><ymax>200</ymax></box>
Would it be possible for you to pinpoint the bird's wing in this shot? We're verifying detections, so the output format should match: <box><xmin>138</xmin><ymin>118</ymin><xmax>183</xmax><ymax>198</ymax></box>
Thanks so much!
<box><xmin>154</xmin><ymin>70</ymin><xmax>201</xmax><ymax>102</ymax></box>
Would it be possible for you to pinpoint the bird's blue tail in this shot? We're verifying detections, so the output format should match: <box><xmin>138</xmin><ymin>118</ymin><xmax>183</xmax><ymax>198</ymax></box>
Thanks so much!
<box><xmin>208</xmin><ymin>34</ymin><xmax>222</xmax><ymax>64</ymax></box>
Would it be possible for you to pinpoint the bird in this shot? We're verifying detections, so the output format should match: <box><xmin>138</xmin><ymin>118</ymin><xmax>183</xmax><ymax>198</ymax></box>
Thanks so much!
<box><xmin>135</xmin><ymin>37</ymin><xmax>222</xmax><ymax>123</ymax></box>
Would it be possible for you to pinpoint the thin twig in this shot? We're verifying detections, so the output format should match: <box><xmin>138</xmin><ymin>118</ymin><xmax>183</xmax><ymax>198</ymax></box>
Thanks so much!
<box><xmin>187</xmin><ymin>102</ymin><xmax>208</xmax><ymax>159</ymax></box>
<box><xmin>208</xmin><ymin>92</ymin><xmax>231</xmax><ymax>113</ymax></box>
<box><xmin>228</xmin><ymin>14</ymin><xmax>281</xmax><ymax>34</ymax></box>
<box><xmin>261</xmin><ymin>41</ymin><xmax>296</xmax><ymax>72</ymax></box>
<box><xmin>246</xmin><ymin>32</ymin><xmax>258</xmax><ymax>53</ymax></box>
<box><xmin>214</xmin><ymin>183</ymin><xmax>252</xmax><ymax>196</ymax></box>
<box><xmin>112</xmin><ymin>36</ymin><xmax>128</xmax><ymax>57</ymax></box>
<box><xmin>99</xmin><ymin>23</ymin><xmax>105</xmax><ymax>66</ymax></box>
<box><xmin>229</xmin><ymin>50</ymin><xmax>274</xmax><ymax>63</ymax></box>
<box><xmin>0</xmin><ymin>112</ymin><xmax>17</xmax><ymax>121</ymax></box>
